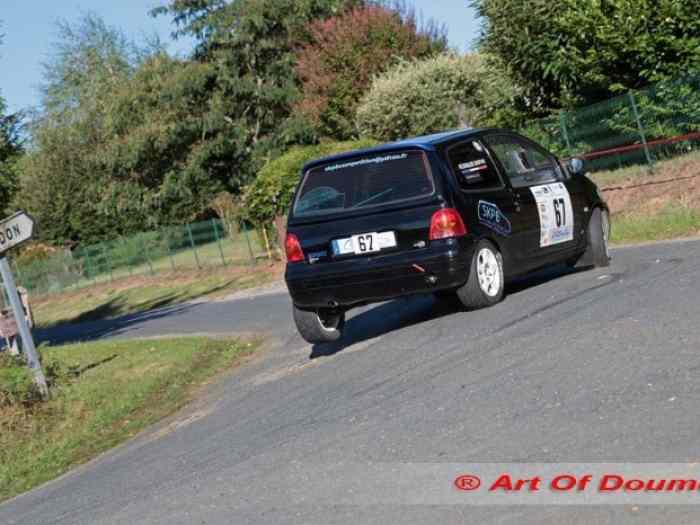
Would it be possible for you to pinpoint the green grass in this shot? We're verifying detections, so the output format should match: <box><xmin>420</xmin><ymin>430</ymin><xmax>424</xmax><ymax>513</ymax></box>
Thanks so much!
<box><xmin>32</xmin><ymin>265</ymin><xmax>281</xmax><ymax>329</ymax></box>
<box><xmin>0</xmin><ymin>337</ymin><xmax>258</xmax><ymax>502</ymax></box>
<box><xmin>611</xmin><ymin>204</ymin><xmax>700</xmax><ymax>244</ymax></box>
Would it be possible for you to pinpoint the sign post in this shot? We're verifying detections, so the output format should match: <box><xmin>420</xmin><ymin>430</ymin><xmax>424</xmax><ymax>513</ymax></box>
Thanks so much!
<box><xmin>0</xmin><ymin>211</ymin><xmax>48</xmax><ymax>398</ymax></box>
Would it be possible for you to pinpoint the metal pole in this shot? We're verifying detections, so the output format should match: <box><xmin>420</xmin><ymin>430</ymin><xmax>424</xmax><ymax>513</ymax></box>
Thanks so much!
<box><xmin>123</xmin><ymin>237</ymin><xmax>133</xmax><ymax>276</ymax></box>
<box><xmin>187</xmin><ymin>224</ymin><xmax>201</xmax><ymax>269</ymax></box>
<box><xmin>166</xmin><ymin>227</ymin><xmax>176</xmax><ymax>272</ymax></box>
<box><xmin>102</xmin><ymin>244</ymin><xmax>113</xmax><ymax>282</ymax></box>
<box><xmin>84</xmin><ymin>249</ymin><xmax>96</xmax><ymax>284</ymax></box>
<box><xmin>628</xmin><ymin>91</ymin><xmax>654</xmax><ymax>168</ymax></box>
<box><xmin>559</xmin><ymin>111</ymin><xmax>572</xmax><ymax>153</ymax></box>
<box><xmin>212</xmin><ymin>219</ymin><xmax>227</xmax><ymax>266</ymax></box>
<box><xmin>241</xmin><ymin>221</ymin><xmax>256</xmax><ymax>266</ymax></box>
<box><xmin>142</xmin><ymin>235</ymin><xmax>154</xmax><ymax>276</ymax></box>
<box><xmin>0</xmin><ymin>257</ymin><xmax>48</xmax><ymax>398</ymax></box>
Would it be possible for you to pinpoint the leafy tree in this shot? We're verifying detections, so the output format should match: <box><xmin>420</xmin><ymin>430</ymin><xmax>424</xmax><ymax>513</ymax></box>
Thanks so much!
<box><xmin>152</xmin><ymin>0</ymin><xmax>351</xmax><ymax>174</ymax></box>
<box><xmin>473</xmin><ymin>0</ymin><xmax>700</xmax><ymax>112</ymax></box>
<box><xmin>0</xmin><ymin>26</ymin><xmax>23</xmax><ymax>215</ymax></box>
<box><xmin>295</xmin><ymin>3</ymin><xmax>447</xmax><ymax>139</ymax></box>
<box><xmin>356</xmin><ymin>53</ymin><xmax>521</xmax><ymax>141</ymax></box>
<box><xmin>15</xmin><ymin>14</ymin><xmax>147</xmax><ymax>244</ymax></box>
<box><xmin>95</xmin><ymin>54</ymin><xmax>230</xmax><ymax>226</ymax></box>
<box><xmin>18</xmin><ymin>14</ymin><xmax>237</xmax><ymax>244</ymax></box>
<box><xmin>0</xmin><ymin>95</ymin><xmax>22</xmax><ymax>216</ymax></box>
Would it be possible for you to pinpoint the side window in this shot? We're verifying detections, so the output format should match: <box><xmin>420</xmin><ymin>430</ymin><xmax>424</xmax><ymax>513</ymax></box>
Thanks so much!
<box><xmin>483</xmin><ymin>135</ymin><xmax>560</xmax><ymax>189</ymax></box>
<box><xmin>446</xmin><ymin>140</ymin><xmax>503</xmax><ymax>191</ymax></box>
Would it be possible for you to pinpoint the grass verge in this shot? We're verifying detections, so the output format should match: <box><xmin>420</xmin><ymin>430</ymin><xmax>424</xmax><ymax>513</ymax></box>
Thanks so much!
<box><xmin>0</xmin><ymin>336</ymin><xmax>258</xmax><ymax>502</ymax></box>
<box><xmin>589</xmin><ymin>151</ymin><xmax>700</xmax><ymax>244</ymax></box>
<box><xmin>610</xmin><ymin>203</ymin><xmax>700</xmax><ymax>244</ymax></box>
<box><xmin>32</xmin><ymin>264</ymin><xmax>283</xmax><ymax>329</ymax></box>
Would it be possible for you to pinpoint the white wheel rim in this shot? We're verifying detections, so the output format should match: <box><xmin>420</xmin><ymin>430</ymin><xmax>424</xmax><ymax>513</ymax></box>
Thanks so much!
<box><xmin>476</xmin><ymin>248</ymin><xmax>501</xmax><ymax>297</ymax></box>
<box><xmin>601</xmin><ymin>210</ymin><xmax>610</xmax><ymax>258</ymax></box>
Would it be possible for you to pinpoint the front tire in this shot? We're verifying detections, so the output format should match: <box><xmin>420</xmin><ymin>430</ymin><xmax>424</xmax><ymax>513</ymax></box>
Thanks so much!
<box><xmin>293</xmin><ymin>305</ymin><xmax>345</xmax><ymax>344</ymax></box>
<box><xmin>584</xmin><ymin>207</ymin><xmax>611</xmax><ymax>267</ymax></box>
<box><xmin>457</xmin><ymin>240</ymin><xmax>505</xmax><ymax>310</ymax></box>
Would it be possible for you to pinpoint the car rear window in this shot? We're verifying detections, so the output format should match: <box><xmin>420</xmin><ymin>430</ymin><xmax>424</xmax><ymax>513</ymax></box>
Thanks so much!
<box><xmin>292</xmin><ymin>150</ymin><xmax>434</xmax><ymax>217</ymax></box>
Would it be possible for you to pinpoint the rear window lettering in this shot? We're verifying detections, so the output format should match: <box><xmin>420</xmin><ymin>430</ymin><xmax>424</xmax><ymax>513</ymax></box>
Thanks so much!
<box><xmin>293</xmin><ymin>150</ymin><xmax>434</xmax><ymax>217</ymax></box>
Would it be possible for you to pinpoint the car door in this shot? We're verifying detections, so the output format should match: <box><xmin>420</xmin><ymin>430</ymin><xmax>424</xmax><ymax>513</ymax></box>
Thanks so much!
<box><xmin>482</xmin><ymin>133</ymin><xmax>578</xmax><ymax>265</ymax></box>
<box><xmin>443</xmin><ymin>138</ymin><xmax>530</xmax><ymax>265</ymax></box>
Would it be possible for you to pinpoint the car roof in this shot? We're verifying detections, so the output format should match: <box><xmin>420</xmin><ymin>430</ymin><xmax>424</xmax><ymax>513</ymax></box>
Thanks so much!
<box><xmin>302</xmin><ymin>128</ymin><xmax>485</xmax><ymax>172</ymax></box>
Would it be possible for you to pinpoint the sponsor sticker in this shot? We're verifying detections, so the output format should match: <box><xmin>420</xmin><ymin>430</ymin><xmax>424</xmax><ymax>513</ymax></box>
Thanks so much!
<box><xmin>478</xmin><ymin>201</ymin><xmax>511</xmax><ymax>236</ymax></box>
<box><xmin>530</xmin><ymin>183</ymin><xmax>574</xmax><ymax>247</ymax></box>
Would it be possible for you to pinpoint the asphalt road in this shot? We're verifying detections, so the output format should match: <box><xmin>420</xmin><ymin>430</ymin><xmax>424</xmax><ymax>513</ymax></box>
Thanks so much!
<box><xmin>4</xmin><ymin>239</ymin><xmax>700</xmax><ymax>524</ymax></box>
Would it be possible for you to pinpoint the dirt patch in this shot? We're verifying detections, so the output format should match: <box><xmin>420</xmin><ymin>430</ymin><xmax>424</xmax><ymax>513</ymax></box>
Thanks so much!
<box><xmin>597</xmin><ymin>155</ymin><xmax>700</xmax><ymax>216</ymax></box>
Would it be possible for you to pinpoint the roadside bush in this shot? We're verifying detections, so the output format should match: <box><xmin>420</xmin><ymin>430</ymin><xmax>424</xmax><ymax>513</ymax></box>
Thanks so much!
<box><xmin>13</xmin><ymin>243</ymin><xmax>59</xmax><ymax>267</ymax></box>
<box><xmin>356</xmin><ymin>53</ymin><xmax>521</xmax><ymax>142</ymax></box>
<box><xmin>242</xmin><ymin>139</ymin><xmax>377</xmax><ymax>225</ymax></box>
<box><xmin>0</xmin><ymin>354</ymin><xmax>34</xmax><ymax>407</ymax></box>
<box><xmin>0</xmin><ymin>353</ymin><xmax>64</xmax><ymax>408</ymax></box>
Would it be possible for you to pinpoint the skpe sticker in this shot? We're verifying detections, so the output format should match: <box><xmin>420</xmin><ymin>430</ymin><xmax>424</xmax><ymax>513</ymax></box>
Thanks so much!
<box><xmin>478</xmin><ymin>200</ymin><xmax>511</xmax><ymax>236</ymax></box>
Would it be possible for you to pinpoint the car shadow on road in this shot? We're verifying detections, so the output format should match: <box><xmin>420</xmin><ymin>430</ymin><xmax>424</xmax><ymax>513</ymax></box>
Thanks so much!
<box><xmin>309</xmin><ymin>263</ymin><xmax>591</xmax><ymax>359</ymax></box>
<box><xmin>309</xmin><ymin>293</ymin><xmax>457</xmax><ymax>359</ymax></box>
<box><xmin>35</xmin><ymin>301</ymin><xmax>200</xmax><ymax>346</ymax></box>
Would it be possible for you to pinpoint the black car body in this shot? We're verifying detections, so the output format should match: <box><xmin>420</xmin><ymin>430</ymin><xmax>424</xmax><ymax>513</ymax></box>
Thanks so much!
<box><xmin>284</xmin><ymin>128</ymin><xmax>610</xmax><ymax>343</ymax></box>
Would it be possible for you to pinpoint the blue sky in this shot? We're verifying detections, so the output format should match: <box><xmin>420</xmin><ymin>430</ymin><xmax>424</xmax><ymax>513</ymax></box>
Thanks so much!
<box><xmin>0</xmin><ymin>1</ymin><xmax>480</xmax><ymax>114</ymax></box>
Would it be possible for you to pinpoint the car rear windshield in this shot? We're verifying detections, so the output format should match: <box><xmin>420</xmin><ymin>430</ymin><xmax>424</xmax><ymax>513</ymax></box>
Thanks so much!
<box><xmin>292</xmin><ymin>150</ymin><xmax>434</xmax><ymax>218</ymax></box>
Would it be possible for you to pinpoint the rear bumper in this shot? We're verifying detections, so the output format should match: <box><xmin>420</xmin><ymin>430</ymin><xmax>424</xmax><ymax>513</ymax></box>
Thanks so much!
<box><xmin>285</xmin><ymin>238</ymin><xmax>473</xmax><ymax>309</ymax></box>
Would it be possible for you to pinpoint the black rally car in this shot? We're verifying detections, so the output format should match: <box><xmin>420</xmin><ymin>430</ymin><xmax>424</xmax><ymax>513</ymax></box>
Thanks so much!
<box><xmin>284</xmin><ymin>128</ymin><xmax>610</xmax><ymax>344</ymax></box>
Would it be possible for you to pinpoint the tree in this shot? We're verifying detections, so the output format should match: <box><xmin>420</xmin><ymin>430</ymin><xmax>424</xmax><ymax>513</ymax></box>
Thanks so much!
<box><xmin>17</xmin><ymin>14</ymin><xmax>238</xmax><ymax>244</ymax></box>
<box><xmin>95</xmin><ymin>54</ymin><xmax>232</xmax><ymax>226</ymax></box>
<box><xmin>15</xmin><ymin>14</ymin><xmax>147</xmax><ymax>244</ymax></box>
<box><xmin>295</xmin><ymin>3</ymin><xmax>447</xmax><ymax>140</ymax></box>
<box><xmin>152</xmin><ymin>0</ymin><xmax>351</xmax><ymax>175</ymax></box>
<box><xmin>0</xmin><ymin>96</ymin><xmax>23</xmax><ymax>216</ymax></box>
<box><xmin>473</xmin><ymin>0</ymin><xmax>700</xmax><ymax>112</ymax></box>
<box><xmin>0</xmin><ymin>26</ymin><xmax>23</xmax><ymax>215</ymax></box>
<box><xmin>356</xmin><ymin>53</ymin><xmax>521</xmax><ymax>141</ymax></box>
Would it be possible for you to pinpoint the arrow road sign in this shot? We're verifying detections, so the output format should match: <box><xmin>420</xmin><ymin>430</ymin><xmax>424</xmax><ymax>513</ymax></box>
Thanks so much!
<box><xmin>0</xmin><ymin>211</ymin><xmax>35</xmax><ymax>255</ymax></box>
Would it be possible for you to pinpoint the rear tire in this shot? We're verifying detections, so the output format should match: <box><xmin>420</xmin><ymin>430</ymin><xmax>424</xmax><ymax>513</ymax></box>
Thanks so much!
<box><xmin>457</xmin><ymin>240</ymin><xmax>505</xmax><ymax>310</ymax></box>
<box><xmin>293</xmin><ymin>305</ymin><xmax>345</xmax><ymax>344</ymax></box>
<box><xmin>584</xmin><ymin>207</ymin><xmax>611</xmax><ymax>268</ymax></box>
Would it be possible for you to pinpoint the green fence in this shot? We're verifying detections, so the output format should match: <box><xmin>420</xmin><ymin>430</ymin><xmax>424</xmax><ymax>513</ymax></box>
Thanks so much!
<box><xmin>12</xmin><ymin>219</ymin><xmax>279</xmax><ymax>296</ymax></box>
<box><xmin>521</xmin><ymin>73</ymin><xmax>700</xmax><ymax>171</ymax></box>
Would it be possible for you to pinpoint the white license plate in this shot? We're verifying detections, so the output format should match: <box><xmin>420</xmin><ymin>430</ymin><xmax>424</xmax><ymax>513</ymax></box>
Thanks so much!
<box><xmin>333</xmin><ymin>231</ymin><xmax>396</xmax><ymax>255</ymax></box>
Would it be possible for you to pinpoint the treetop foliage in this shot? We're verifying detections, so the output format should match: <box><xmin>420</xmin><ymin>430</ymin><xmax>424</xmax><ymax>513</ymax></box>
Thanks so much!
<box><xmin>356</xmin><ymin>52</ymin><xmax>522</xmax><ymax>141</ymax></box>
<box><xmin>0</xmin><ymin>25</ymin><xmax>23</xmax><ymax>216</ymax></box>
<box><xmin>295</xmin><ymin>2</ymin><xmax>447</xmax><ymax>139</ymax></box>
<box><xmin>473</xmin><ymin>0</ymin><xmax>700</xmax><ymax>112</ymax></box>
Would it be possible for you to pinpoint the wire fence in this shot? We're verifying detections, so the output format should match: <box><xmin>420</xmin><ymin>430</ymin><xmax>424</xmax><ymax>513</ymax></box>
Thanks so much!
<box><xmin>11</xmin><ymin>219</ymin><xmax>280</xmax><ymax>296</ymax></box>
<box><xmin>521</xmin><ymin>72</ymin><xmax>700</xmax><ymax>172</ymax></box>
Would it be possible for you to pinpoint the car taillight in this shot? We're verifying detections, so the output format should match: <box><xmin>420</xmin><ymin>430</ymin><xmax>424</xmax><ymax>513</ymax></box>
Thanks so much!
<box><xmin>429</xmin><ymin>208</ymin><xmax>467</xmax><ymax>240</ymax></box>
<box><xmin>285</xmin><ymin>233</ymin><xmax>305</xmax><ymax>262</ymax></box>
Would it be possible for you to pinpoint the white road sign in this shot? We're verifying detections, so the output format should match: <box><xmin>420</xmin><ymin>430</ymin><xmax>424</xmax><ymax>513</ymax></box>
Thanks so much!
<box><xmin>0</xmin><ymin>211</ymin><xmax>35</xmax><ymax>255</ymax></box>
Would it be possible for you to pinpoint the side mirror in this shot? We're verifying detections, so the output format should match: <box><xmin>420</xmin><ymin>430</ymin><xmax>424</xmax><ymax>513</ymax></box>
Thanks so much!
<box><xmin>567</xmin><ymin>158</ymin><xmax>585</xmax><ymax>176</ymax></box>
